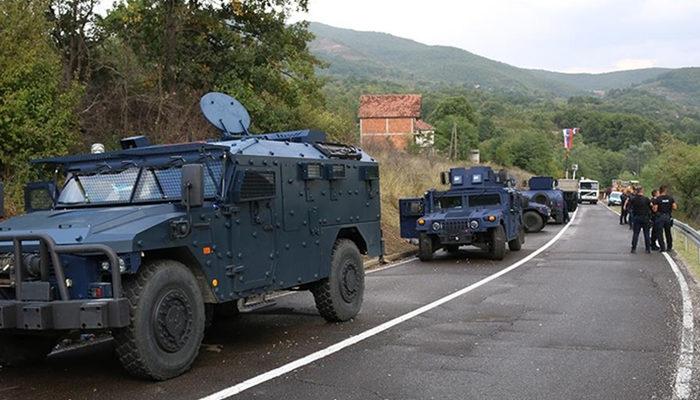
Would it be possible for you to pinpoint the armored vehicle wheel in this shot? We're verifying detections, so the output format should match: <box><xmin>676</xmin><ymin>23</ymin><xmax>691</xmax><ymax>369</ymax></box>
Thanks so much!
<box><xmin>488</xmin><ymin>225</ymin><xmax>506</xmax><ymax>260</ymax></box>
<box><xmin>523</xmin><ymin>210</ymin><xmax>545</xmax><ymax>233</ymax></box>
<box><xmin>418</xmin><ymin>233</ymin><xmax>435</xmax><ymax>261</ymax></box>
<box><xmin>0</xmin><ymin>290</ymin><xmax>59</xmax><ymax>366</ymax></box>
<box><xmin>508</xmin><ymin>227</ymin><xmax>524</xmax><ymax>251</ymax></box>
<box><xmin>114</xmin><ymin>259</ymin><xmax>205</xmax><ymax>380</ymax></box>
<box><xmin>311</xmin><ymin>239</ymin><xmax>365</xmax><ymax>322</ymax></box>
<box><xmin>554</xmin><ymin>211</ymin><xmax>565</xmax><ymax>224</ymax></box>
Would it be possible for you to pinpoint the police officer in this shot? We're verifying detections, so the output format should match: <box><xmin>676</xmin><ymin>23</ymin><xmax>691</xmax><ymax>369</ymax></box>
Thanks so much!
<box><xmin>624</xmin><ymin>187</ymin><xmax>635</xmax><ymax>230</ymax></box>
<box><xmin>652</xmin><ymin>185</ymin><xmax>677</xmax><ymax>252</ymax></box>
<box><xmin>650</xmin><ymin>189</ymin><xmax>660</xmax><ymax>251</ymax></box>
<box><xmin>628</xmin><ymin>186</ymin><xmax>652</xmax><ymax>254</ymax></box>
<box><xmin>620</xmin><ymin>189</ymin><xmax>628</xmax><ymax>225</ymax></box>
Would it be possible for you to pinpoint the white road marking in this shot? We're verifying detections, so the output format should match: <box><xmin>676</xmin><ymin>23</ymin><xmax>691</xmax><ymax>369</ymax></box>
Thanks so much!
<box><xmin>664</xmin><ymin>253</ymin><xmax>695</xmax><ymax>400</ymax></box>
<box><xmin>198</xmin><ymin>210</ymin><xmax>579</xmax><ymax>400</ymax></box>
<box><xmin>601</xmin><ymin>202</ymin><xmax>695</xmax><ymax>399</ymax></box>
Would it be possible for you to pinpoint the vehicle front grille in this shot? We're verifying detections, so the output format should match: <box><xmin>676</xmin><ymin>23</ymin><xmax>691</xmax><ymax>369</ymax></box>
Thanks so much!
<box><xmin>444</xmin><ymin>220</ymin><xmax>470</xmax><ymax>235</ymax></box>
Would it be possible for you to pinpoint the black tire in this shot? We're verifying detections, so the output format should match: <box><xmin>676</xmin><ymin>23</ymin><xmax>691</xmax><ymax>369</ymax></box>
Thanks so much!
<box><xmin>418</xmin><ymin>233</ymin><xmax>435</xmax><ymax>261</ymax></box>
<box><xmin>554</xmin><ymin>210</ymin><xmax>565</xmax><ymax>224</ymax></box>
<box><xmin>489</xmin><ymin>225</ymin><xmax>506</xmax><ymax>260</ymax></box>
<box><xmin>0</xmin><ymin>289</ymin><xmax>59</xmax><ymax>367</ymax></box>
<box><xmin>523</xmin><ymin>211</ymin><xmax>545</xmax><ymax>233</ymax></box>
<box><xmin>114</xmin><ymin>259</ymin><xmax>205</xmax><ymax>380</ymax></box>
<box><xmin>508</xmin><ymin>227</ymin><xmax>524</xmax><ymax>251</ymax></box>
<box><xmin>311</xmin><ymin>239</ymin><xmax>364</xmax><ymax>322</ymax></box>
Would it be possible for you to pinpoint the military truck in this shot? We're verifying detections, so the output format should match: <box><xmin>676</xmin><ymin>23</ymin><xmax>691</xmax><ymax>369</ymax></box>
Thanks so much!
<box><xmin>0</xmin><ymin>93</ymin><xmax>382</xmax><ymax>380</ymax></box>
<box><xmin>521</xmin><ymin>176</ymin><xmax>577</xmax><ymax>224</ymax></box>
<box><xmin>399</xmin><ymin>166</ymin><xmax>525</xmax><ymax>261</ymax></box>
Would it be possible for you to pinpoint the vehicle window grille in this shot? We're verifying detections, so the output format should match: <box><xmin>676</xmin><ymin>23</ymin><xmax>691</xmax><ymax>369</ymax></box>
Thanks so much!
<box><xmin>81</xmin><ymin>168</ymin><xmax>139</xmax><ymax>203</ymax></box>
<box><xmin>239</xmin><ymin>170</ymin><xmax>275</xmax><ymax>201</ymax></box>
<box><xmin>134</xmin><ymin>170</ymin><xmax>163</xmax><ymax>200</ymax></box>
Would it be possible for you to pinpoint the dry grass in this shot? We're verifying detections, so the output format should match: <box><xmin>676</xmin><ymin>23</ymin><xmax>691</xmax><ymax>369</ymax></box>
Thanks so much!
<box><xmin>372</xmin><ymin>149</ymin><xmax>532</xmax><ymax>255</ymax></box>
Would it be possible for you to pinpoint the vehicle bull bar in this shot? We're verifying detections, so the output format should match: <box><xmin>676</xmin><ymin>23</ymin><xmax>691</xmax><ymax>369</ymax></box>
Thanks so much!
<box><xmin>0</xmin><ymin>233</ymin><xmax>130</xmax><ymax>331</ymax></box>
<box><xmin>0</xmin><ymin>232</ymin><xmax>122</xmax><ymax>301</ymax></box>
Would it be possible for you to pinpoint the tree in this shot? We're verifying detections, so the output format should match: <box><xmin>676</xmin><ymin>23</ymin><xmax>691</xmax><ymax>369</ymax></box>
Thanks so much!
<box><xmin>88</xmin><ymin>0</ymin><xmax>326</xmax><ymax>145</ymax></box>
<box><xmin>0</xmin><ymin>0</ymin><xmax>82</xmax><ymax>214</ymax></box>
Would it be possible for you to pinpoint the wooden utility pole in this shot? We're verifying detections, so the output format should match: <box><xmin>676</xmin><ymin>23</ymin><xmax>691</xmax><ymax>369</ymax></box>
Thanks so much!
<box><xmin>449</xmin><ymin>121</ymin><xmax>458</xmax><ymax>160</ymax></box>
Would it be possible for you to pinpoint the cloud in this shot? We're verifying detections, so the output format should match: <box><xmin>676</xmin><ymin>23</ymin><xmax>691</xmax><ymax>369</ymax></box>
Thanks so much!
<box><xmin>613</xmin><ymin>58</ymin><xmax>657</xmax><ymax>71</ymax></box>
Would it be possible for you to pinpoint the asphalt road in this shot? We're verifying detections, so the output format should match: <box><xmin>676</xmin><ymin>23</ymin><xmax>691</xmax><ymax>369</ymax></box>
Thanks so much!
<box><xmin>0</xmin><ymin>204</ymin><xmax>689</xmax><ymax>400</ymax></box>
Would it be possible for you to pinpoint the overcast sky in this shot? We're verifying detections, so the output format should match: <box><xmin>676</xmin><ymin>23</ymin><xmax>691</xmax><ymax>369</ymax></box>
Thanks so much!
<box><xmin>292</xmin><ymin>0</ymin><xmax>700</xmax><ymax>73</ymax></box>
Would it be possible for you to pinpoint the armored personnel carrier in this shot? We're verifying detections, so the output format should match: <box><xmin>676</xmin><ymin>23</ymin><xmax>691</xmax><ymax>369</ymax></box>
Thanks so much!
<box><xmin>0</xmin><ymin>93</ymin><xmax>382</xmax><ymax>380</ymax></box>
<box><xmin>521</xmin><ymin>176</ymin><xmax>577</xmax><ymax>224</ymax></box>
<box><xmin>399</xmin><ymin>166</ymin><xmax>525</xmax><ymax>261</ymax></box>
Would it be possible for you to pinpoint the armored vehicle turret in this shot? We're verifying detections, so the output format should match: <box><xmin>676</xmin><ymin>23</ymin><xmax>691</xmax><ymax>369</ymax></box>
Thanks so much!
<box><xmin>0</xmin><ymin>93</ymin><xmax>382</xmax><ymax>380</ymax></box>
<box><xmin>399</xmin><ymin>166</ymin><xmax>525</xmax><ymax>261</ymax></box>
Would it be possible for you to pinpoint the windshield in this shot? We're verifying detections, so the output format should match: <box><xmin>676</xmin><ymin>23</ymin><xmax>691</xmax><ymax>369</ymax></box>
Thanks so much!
<box><xmin>610</xmin><ymin>192</ymin><xmax>622</xmax><ymax>199</ymax></box>
<box><xmin>435</xmin><ymin>195</ymin><xmax>463</xmax><ymax>210</ymax></box>
<box><xmin>57</xmin><ymin>161</ymin><xmax>223</xmax><ymax>206</ymax></box>
<box><xmin>468</xmin><ymin>194</ymin><xmax>501</xmax><ymax>208</ymax></box>
<box><xmin>580</xmin><ymin>181</ymin><xmax>599</xmax><ymax>190</ymax></box>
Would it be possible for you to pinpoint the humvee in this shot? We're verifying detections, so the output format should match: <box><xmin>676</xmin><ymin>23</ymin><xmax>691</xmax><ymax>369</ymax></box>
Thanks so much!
<box><xmin>399</xmin><ymin>166</ymin><xmax>525</xmax><ymax>261</ymax></box>
<box><xmin>0</xmin><ymin>93</ymin><xmax>383</xmax><ymax>380</ymax></box>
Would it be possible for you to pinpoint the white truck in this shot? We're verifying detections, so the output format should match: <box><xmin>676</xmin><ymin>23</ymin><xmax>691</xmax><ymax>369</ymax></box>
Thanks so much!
<box><xmin>578</xmin><ymin>178</ymin><xmax>600</xmax><ymax>204</ymax></box>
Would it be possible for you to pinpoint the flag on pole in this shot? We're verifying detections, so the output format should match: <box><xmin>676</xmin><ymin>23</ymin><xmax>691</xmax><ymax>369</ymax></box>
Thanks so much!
<box><xmin>562</xmin><ymin>128</ymin><xmax>579</xmax><ymax>150</ymax></box>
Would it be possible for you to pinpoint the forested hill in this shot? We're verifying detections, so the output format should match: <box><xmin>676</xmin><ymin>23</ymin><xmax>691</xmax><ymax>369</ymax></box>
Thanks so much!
<box><xmin>309</xmin><ymin>22</ymin><xmax>681</xmax><ymax>98</ymax></box>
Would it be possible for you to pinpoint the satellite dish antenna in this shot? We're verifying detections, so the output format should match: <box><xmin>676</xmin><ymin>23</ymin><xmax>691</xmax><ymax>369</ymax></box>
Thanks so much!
<box><xmin>200</xmin><ymin>92</ymin><xmax>251</xmax><ymax>137</ymax></box>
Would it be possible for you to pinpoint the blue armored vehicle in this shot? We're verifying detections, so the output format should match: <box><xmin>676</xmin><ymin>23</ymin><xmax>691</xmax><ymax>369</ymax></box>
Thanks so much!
<box><xmin>521</xmin><ymin>176</ymin><xmax>577</xmax><ymax>224</ymax></box>
<box><xmin>399</xmin><ymin>166</ymin><xmax>525</xmax><ymax>261</ymax></box>
<box><xmin>0</xmin><ymin>93</ymin><xmax>382</xmax><ymax>380</ymax></box>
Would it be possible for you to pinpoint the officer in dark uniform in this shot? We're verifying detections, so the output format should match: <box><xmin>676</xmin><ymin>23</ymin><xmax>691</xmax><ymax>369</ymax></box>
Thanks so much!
<box><xmin>619</xmin><ymin>190</ymin><xmax>628</xmax><ymax>225</ymax></box>
<box><xmin>628</xmin><ymin>187</ymin><xmax>652</xmax><ymax>253</ymax></box>
<box><xmin>652</xmin><ymin>185</ymin><xmax>677</xmax><ymax>252</ymax></box>
<box><xmin>650</xmin><ymin>189</ymin><xmax>660</xmax><ymax>251</ymax></box>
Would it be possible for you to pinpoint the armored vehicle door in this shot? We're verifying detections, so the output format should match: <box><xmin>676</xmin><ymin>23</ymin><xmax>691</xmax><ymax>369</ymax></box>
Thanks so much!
<box><xmin>505</xmin><ymin>191</ymin><xmax>522</xmax><ymax>239</ymax></box>
<box><xmin>399</xmin><ymin>198</ymin><xmax>424</xmax><ymax>239</ymax></box>
<box><xmin>227</xmin><ymin>166</ymin><xmax>280</xmax><ymax>293</ymax></box>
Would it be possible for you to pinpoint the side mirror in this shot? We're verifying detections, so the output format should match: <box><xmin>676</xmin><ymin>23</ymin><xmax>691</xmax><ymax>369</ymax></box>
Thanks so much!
<box><xmin>24</xmin><ymin>181</ymin><xmax>56</xmax><ymax>212</ymax></box>
<box><xmin>440</xmin><ymin>171</ymin><xmax>448</xmax><ymax>185</ymax></box>
<box><xmin>181</xmin><ymin>164</ymin><xmax>204</xmax><ymax>208</ymax></box>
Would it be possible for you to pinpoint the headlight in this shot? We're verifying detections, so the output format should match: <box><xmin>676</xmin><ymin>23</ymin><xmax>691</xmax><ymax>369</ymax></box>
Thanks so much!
<box><xmin>487</xmin><ymin>215</ymin><xmax>497</xmax><ymax>222</ymax></box>
<box><xmin>101</xmin><ymin>258</ymin><xmax>127</xmax><ymax>273</ymax></box>
<box><xmin>417</xmin><ymin>218</ymin><xmax>425</xmax><ymax>226</ymax></box>
<box><xmin>469</xmin><ymin>220</ymin><xmax>479</xmax><ymax>229</ymax></box>
<box><xmin>431</xmin><ymin>221</ymin><xmax>442</xmax><ymax>231</ymax></box>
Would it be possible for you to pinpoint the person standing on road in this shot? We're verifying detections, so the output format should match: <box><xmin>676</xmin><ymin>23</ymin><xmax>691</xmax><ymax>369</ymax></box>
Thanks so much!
<box><xmin>629</xmin><ymin>187</ymin><xmax>653</xmax><ymax>254</ymax></box>
<box><xmin>620</xmin><ymin>189</ymin><xmax>629</xmax><ymax>225</ymax></box>
<box><xmin>652</xmin><ymin>185</ymin><xmax>677</xmax><ymax>252</ymax></box>
<box><xmin>624</xmin><ymin>187</ymin><xmax>635</xmax><ymax>230</ymax></box>
<box><xmin>650</xmin><ymin>189</ymin><xmax>660</xmax><ymax>251</ymax></box>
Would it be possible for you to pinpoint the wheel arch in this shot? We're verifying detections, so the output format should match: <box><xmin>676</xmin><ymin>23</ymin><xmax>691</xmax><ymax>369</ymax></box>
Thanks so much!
<box><xmin>336</xmin><ymin>227</ymin><xmax>368</xmax><ymax>255</ymax></box>
<box><xmin>141</xmin><ymin>247</ymin><xmax>217</xmax><ymax>303</ymax></box>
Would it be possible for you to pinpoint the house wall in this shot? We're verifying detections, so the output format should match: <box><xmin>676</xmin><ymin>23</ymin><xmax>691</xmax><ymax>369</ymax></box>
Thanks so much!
<box><xmin>360</xmin><ymin>117</ymin><xmax>415</xmax><ymax>150</ymax></box>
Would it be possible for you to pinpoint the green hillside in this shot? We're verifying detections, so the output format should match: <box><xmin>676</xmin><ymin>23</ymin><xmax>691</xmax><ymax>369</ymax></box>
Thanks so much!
<box><xmin>309</xmin><ymin>22</ymin><xmax>672</xmax><ymax>97</ymax></box>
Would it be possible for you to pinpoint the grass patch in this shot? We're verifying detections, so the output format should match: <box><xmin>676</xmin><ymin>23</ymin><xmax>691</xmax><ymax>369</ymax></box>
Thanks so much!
<box><xmin>673</xmin><ymin>228</ymin><xmax>700</xmax><ymax>281</ymax></box>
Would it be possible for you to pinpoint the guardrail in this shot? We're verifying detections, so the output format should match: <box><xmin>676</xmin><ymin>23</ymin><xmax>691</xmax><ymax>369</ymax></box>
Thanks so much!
<box><xmin>673</xmin><ymin>220</ymin><xmax>700</xmax><ymax>265</ymax></box>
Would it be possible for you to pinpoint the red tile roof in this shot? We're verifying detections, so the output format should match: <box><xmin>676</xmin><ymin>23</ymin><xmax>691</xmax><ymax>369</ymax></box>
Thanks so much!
<box><xmin>414</xmin><ymin>119</ymin><xmax>434</xmax><ymax>131</ymax></box>
<box><xmin>358</xmin><ymin>94</ymin><xmax>422</xmax><ymax>118</ymax></box>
